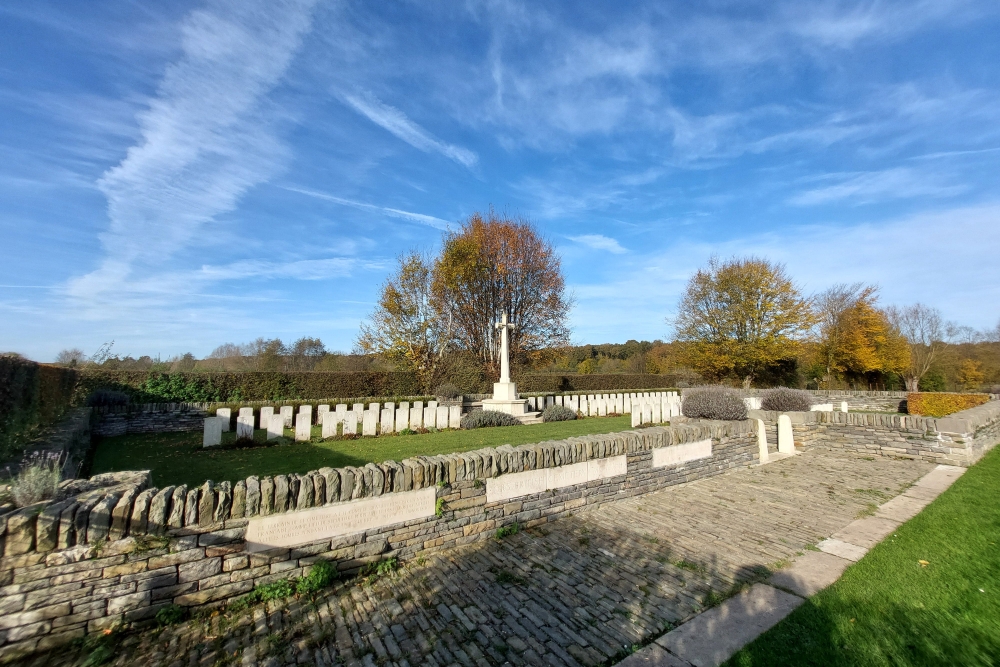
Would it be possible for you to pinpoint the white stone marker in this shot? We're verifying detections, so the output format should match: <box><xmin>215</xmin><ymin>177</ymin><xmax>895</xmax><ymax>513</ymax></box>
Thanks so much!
<box><xmin>395</xmin><ymin>408</ymin><xmax>408</xmax><ymax>432</ymax></box>
<box><xmin>260</xmin><ymin>407</ymin><xmax>274</xmax><ymax>430</ymax></box>
<box><xmin>399</xmin><ymin>401</ymin><xmax>409</xmax><ymax>411</ymax></box>
<box><xmin>624</xmin><ymin>395</ymin><xmax>632</xmax><ymax>414</ymax></box>
<box><xmin>449</xmin><ymin>405</ymin><xmax>462</xmax><ymax>429</ymax></box>
<box><xmin>239</xmin><ymin>407</ymin><xmax>254</xmax><ymax>428</ymax></box>
<box><xmin>428</xmin><ymin>400</ymin><xmax>438</xmax><ymax>410</ymax></box>
<box><xmin>777</xmin><ymin>414</ymin><xmax>794</xmax><ymax>454</ymax></box>
<box><xmin>414</xmin><ymin>401</ymin><xmax>423</xmax><ymax>412</ymax></box>
<box><xmin>423</xmin><ymin>406</ymin><xmax>436</xmax><ymax>429</ymax></box>
<box><xmin>295</xmin><ymin>413</ymin><xmax>311</xmax><ymax>441</ymax></box>
<box><xmin>643</xmin><ymin>402</ymin><xmax>653</xmax><ymax>425</ymax></box>
<box><xmin>267</xmin><ymin>414</ymin><xmax>284</xmax><ymax>440</ymax></box>
<box><xmin>353</xmin><ymin>403</ymin><xmax>364</xmax><ymax>415</ymax></box>
<box><xmin>631</xmin><ymin>409</ymin><xmax>641</xmax><ymax>428</ymax></box>
<box><xmin>436</xmin><ymin>405</ymin><xmax>449</xmax><ymax>429</ymax></box>
<box><xmin>362</xmin><ymin>410</ymin><xmax>377</xmax><ymax>436</ymax></box>
<box><xmin>369</xmin><ymin>402</ymin><xmax>380</xmax><ymax>416</ymax></box>
<box><xmin>652</xmin><ymin>439</ymin><xmax>712</xmax><ymax>468</ymax></box>
<box><xmin>409</xmin><ymin>407</ymin><xmax>422</xmax><ymax>430</ymax></box>
<box><xmin>343</xmin><ymin>410</ymin><xmax>358</xmax><ymax>436</ymax></box>
<box><xmin>384</xmin><ymin>401</ymin><xmax>394</xmax><ymax>412</ymax></box>
<box><xmin>317</xmin><ymin>405</ymin><xmax>329</xmax><ymax>425</ymax></box>
<box><xmin>280</xmin><ymin>406</ymin><xmax>293</xmax><ymax>428</ymax></box>
<box><xmin>380</xmin><ymin>408</ymin><xmax>394</xmax><ymax>434</ymax></box>
<box><xmin>321</xmin><ymin>412</ymin><xmax>339</xmax><ymax>438</ymax></box>
<box><xmin>840</xmin><ymin>401</ymin><xmax>849</xmax><ymax>413</ymax></box>
<box><xmin>236</xmin><ymin>415</ymin><xmax>254</xmax><ymax>439</ymax></box>
<box><xmin>216</xmin><ymin>408</ymin><xmax>231</xmax><ymax>432</ymax></box>
<box><xmin>299</xmin><ymin>405</ymin><xmax>313</xmax><ymax>426</ymax></box>
<box><xmin>598</xmin><ymin>399</ymin><xmax>608</xmax><ymax>417</ymax></box>
<box><xmin>335</xmin><ymin>404</ymin><xmax>348</xmax><ymax>417</ymax></box>
<box><xmin>757</xmin><ymin>419</ymin><xmax>768</xmax><ymax>463</ymax></box>
<box><xmin>203</xmin><ymin>417</ymin><xmax>222</xmax><ymax>447</ymax></box>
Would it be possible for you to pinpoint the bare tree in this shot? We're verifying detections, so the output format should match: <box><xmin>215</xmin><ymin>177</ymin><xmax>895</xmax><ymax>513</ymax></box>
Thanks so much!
<box><xmin>54</xmin><ymin>348</ymin><xmax>86</xmax><ymax>367</ymax></box>
<box><xmin>357</xmin><ymin>253</ymin><xmax>453</xmax><ymax>392</ymax></box>
<box><xmin>886</xmin><ymin>303</ymin><xmax>953</xmax><ymax>391</ymax></box>
<box><xmin>287</xmin><ymin>337</ymin><xmax>326</xmax><ymax>371</ymax></box>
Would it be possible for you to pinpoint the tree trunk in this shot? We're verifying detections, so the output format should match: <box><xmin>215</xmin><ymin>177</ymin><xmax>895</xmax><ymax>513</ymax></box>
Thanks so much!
<box><xmin>904</xmin><ymin>375</ymin><xmax>919</xmax><ymax>392</ymax></box>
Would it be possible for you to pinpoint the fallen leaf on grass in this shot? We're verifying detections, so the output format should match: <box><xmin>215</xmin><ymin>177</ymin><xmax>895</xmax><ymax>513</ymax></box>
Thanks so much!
<box><xmin>918</xmin><ymin>560</ymin><xmax>930</xmax><ymax>567</ymax></box>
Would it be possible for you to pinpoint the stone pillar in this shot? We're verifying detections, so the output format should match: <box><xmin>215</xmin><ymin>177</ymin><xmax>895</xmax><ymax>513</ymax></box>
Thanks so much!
<box><xmin>757</xmin><ymin>418</ymin><xmax>768</xmax><ymax>463</ymax></box>
<box><xmin>778</xmin><ymin>414</ymin><xmax>794</xmax><ymax>454</ymax></box>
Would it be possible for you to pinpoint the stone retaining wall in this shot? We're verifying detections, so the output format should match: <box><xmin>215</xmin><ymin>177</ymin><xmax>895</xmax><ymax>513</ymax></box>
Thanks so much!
<box><xmin>0</xmin><ymin>421</ymin><xmax>756</xmax><ymax>662</ymax></box>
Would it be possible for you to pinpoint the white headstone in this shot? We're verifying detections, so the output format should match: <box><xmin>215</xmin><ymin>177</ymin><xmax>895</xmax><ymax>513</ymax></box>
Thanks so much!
<box><xmin>380</xmin><ymin>408</ymin><xmax>394</xmax><ymax>435</ymax></box>
<box><xmin>598</xmin><ymin>399</ymin><xmax>608</xmax><ymax>417</ymax></box>
<box><xmin>236</xmin><ymin>415</ymin><xmax>254</xmax><ymax>439</ymax></box>
<box><xmin>777</xmin><ymin>414</ymin><xmax>794</xmax><ymax>454</ymax></box>
<box><xmin>295</xmin><ymin>413</ymin><xmax>311</xmax><ymax>441</ymax></box>
<box><xmin>353</xmin><ymin>403</ymin><xmax>364</xmax><ymax>415</ymax></box>
<box><xmin>335</xmin><ymin>403</ymin><xmax>348</xmax><ymax>415</ymax></box>
<box><xmin>631</xmin><ymin>409</ymin><xmax>641</xmax><ymax>428</ymax></box>
<box><xmin>643</xmin><ymin>402</ymin><xmax>653</xmax><ymax>425</ymax></box>
<box><xmin>362</xmin><ymin>410</ymin><xmax>377</xmax><ymax>436</ymax></box>
<box><xmin>414</xmin><ymin>401</ymin><xmax>423</xmax><ymax>411</ymax></box>
<box><xmin>239</xmin><ymin>406</ymin><xmax>254</xmax><ymax>425</ymax></box>
<box><xmin>267</xmin><ymin>414</ymin><xmax>284</xmax><ymax>440</ymax></box>
<box><xmin>203</xmin><ymin>417</ymin><xmax>222</xmax><ymax>447</ymax></box>
<box><xmin>299</xmin><ymin>405</ymin><xmax>313</xmax><ymax>427</ymax></box>
<box><xmin>409</xmin><ymin>407</ymin><xmax>422</xmax><ymax>430</ymax></box>
<box><xmin>321</xmin><ymin>412</ymin><xmax>338</xmax><ymax>438</ymax></box>
<box><xmin>840</xmin><ymin>401</ymin><xmax>849</xmax><ymax>413</ymax></box>
<box><xmin>448</xmin><ymin>405</ymin><xmax>462</xmax><ymax>429</ymax></box>
<box><xmin>399</xmin><ymin>401</ymin><xmax>409</xmax><ymax>411</ymax></box>
<box><xmin>423</xmin><ymin>406</ymin><xmax>436</xmax><ymax>429</ymax></box>
<box><xmin>395</xmin><ymin>408</ymin><xmax>408</xmax><ymax>432</ymax></box>
<box><xmin>280</xmin><ymin>406</ymin><xmax>293</xmax><ymax>428</ymax></box>
<box><xmin>260</xmin><ymin>406</ymin><xmax>274</xmax><ymax>430</ymax></box>
<box><xmin>384</xmin><ymin>401</ymin><xmax>395</xmax><ymax>412</ymax></box>
<box><xmin>756</xmin><ymin>419</ymin><xmax>768</xmax><ymax>463</ymax></box>
<box><xmin>436</xmin><ymin>405</ymin><xmax>449</xmax><ymax>429</ymax></box>
<box><xmin>317</xmin><ymin>404</ymin><xmax>330</xmax><ymax>425</ymax></box>
<box><xmin>369</xmin><ymin>402</ymin><xmax>380</xmax><ymax>415</ymax></box>
<box><xmin>216</xmin><ymin>408</ymin><xmax>231</xmax><ymax>432</ymax></box>
<box><xmin>428</xmin><ymin>400</ymin><xmax>438</xmax><ymax>409</ymax></box>
<box><xmin>343</xmin><ymin>410</ymin><xmax>358</xmax><ymax>436</ymax></box>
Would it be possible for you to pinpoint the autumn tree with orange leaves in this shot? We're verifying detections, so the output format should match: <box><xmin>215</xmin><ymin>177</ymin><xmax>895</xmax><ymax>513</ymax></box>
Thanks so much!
<box><xmin>432</xmin><ymin>210</ymin><xmax>571</xmax><ymax>379</ymax></box>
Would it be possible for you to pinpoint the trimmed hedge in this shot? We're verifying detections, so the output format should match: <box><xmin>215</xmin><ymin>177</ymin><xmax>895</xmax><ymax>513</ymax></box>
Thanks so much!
<box><xmin>906</xmin><ymin>392</ymin><xmax>990</xmax><ymax>418</ymax></box>
<box><xmin>682</xmin><ymin>386</ymin><xmax>748</xmax><ymax>421</ymax></box>
<box><xmin>460</xmin><ymin>410</ymin><xmax>522</xmax><ymax>429</ymax></box>
<box><xmin>541</xmin><ymin>405</ymin><xmax>577</xmax><ymax>422</ymax></box>
<box><xmin>517</xmin><ymin>374</ymin><xmax>681</xmax><ymax>392</ymax></box>
<box><xmin>0</xmin><ymin>357</ymin><xmax>77</xmax><ymax>459</ymax></box>
<box><xmin>75</xmin><ymin>371</ymin><xmax>421</xmax><ymax>404</ymax></box>
<box><xmin>762</xmin><ymin>387</ymin><xmax>813</xmax><ymax>412</ymax></box>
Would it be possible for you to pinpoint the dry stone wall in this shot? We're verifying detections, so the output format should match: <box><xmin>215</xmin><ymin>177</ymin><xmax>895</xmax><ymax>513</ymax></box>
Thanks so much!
<box><xmin>0</xmin><ymin>421</ymin><xmax>757</xmax><ymax>662</ymax></box>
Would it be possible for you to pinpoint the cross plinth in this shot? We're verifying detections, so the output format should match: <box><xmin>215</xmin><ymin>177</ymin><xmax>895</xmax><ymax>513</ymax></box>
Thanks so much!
<box><xmin>481</xmin><ymin>311</ymin><xmax>531</xmax><ymax>416</ymax></box>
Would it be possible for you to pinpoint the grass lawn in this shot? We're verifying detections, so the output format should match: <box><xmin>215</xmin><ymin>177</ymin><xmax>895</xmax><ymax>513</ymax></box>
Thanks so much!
<box><xmin>89</xmin><ymin>415</ymin><xmax>637</xmax><ymax>488</ymax></box>
<box><xmin>725</xmin><ymin>445</ymin><xmax>1000</xmax><ymax>667</ymax></box>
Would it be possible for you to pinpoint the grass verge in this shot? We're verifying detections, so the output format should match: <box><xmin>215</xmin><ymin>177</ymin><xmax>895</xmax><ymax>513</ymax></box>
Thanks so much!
<box><xmin>89</xmin><ymin>416</ymin><xmax>636</xmax><ymax>487</ymax></box>
<box><xmin>725</xmin><ymin>445</ymin><xmax>1000</xmax><ymax>666</ymax></box>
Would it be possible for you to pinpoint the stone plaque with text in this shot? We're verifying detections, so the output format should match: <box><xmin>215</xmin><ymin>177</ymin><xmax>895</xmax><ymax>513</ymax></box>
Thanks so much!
<box><xmin>245</xmin><ymin>487</ymin><xmax>436</xmax><ymax>552</ymax></box>
<box><xmin>651</xmin><ymin>439</ymin><xmax>712</xmax><ymax>468</ymax></box>
<box><xmin>486</xmin><ymin>455</ymin><xmax>628</xmax><ymax>504</ymax></box>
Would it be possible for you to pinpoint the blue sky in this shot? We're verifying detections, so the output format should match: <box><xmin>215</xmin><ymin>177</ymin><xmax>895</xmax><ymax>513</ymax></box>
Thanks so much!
<box><xmin>2</xmin><ymin>0</ymin><xmax>1000</xmax><ymax>362</ymax></box>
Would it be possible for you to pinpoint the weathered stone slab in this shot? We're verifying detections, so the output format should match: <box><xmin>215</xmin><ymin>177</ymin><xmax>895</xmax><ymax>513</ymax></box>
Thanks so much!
<box><xmin>215</xmin><ymin>408</ymin><xmax>231</xmax><ymax>432</ymax></box>
<box><xmin>236</xmin><ymin>415</ymin><xmax>253</xmax><ymax>439</ymax></box>
<box><xmin>817</xmin><ymin>538</ymin><xmax>867</xmax><ymax>562</ymax></box>
<box><xmin>244</xmin><ymin>487</ymin><xmax>436</xmax><ymax>551</ymax></box>
<box><xmin>280</xmin><ymin>406</ymin><xmax>293</xmax><ymax>428</ymax></box>
<box><xmin>769</xmin><ymin>550</ymin><xmax>851</xmax><ymax>598</ymax></box>
<box><xmin>267</xmin><ymin>414</ymin><xmax>284</xmax><ymax>440</ymax></box>
<box><xmin>652</xmin><ymin>439</ymin><xmax>712</xmax><ymax>468</ymax></box>
<box><xmin>485</xmin><ymin>455</ymin><xmax>628</xmax><ymax>503</ymax></box>
<box><xmin>423</xmin><ymin>406</ymin><xmax>436</xmax><ymax>429</ymax></box>
<box><xmin>409</xmin><ymin>407</ymin><xmax>422</xmax><ymax>430</ymax></box>
<box><xmin>436</xmin><ymin>406</ymin><xmax>449</xmax><ymax>429</ymax></box>
<box><xmin>343</xmin><ymin>410</ymin><xmax>358</xmax><ymax>436</ymax></box>
<box><xmin>203</xmin><ymin>417</ymin><xmax>222</xmax><ymax>447</ymax></box>
<box><xmin>259</xmin><ymin>407</ymin><xmax>274</xmax><ymax>430</ymax></box>
<box><xmin>239</xmin><ymin>407</ymin><xmax>254</xmax><ymax>425</ymax></box>
<box><xmin>294</xmin><ymin>413</ymin><xmax>311</xmax><ymax>442</ymax></box>
<box><xmin>362</xmin><ymin>410</ymin><xmax>377</xmax><ymax>436</ymax></box>
<box><xmin>448</xmin><ymin>405</ymin><xmax>462</xmax><ymax>429</ymax></box>
<box><xmin>777</xmin><ymin>414</ymin><xmax>794</xmax><ymax>454</ymax></box>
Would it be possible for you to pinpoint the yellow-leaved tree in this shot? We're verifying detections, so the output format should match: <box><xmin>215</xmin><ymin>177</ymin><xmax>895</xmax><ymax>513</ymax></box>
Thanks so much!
<box><xmin>673</xmin><ymin>256</ymin><xmax>815</xmax><ymax>388</ymax></box>
<box><xmin>820</xmin><ymin>291</ymin><xmax>910</xmax><ymax>383</ymax></box>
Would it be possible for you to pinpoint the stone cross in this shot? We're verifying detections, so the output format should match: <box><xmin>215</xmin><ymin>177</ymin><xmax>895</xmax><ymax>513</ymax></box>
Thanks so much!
<box><xmin>495</xmin><ymin>311</ymin><xmax>515</xmax><ymax>383</ymax></box>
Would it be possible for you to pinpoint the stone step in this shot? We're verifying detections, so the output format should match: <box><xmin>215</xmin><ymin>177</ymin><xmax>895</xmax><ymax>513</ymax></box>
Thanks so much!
<box><xmin>515</xmin><ymin>412</ymin><xmax>543</xmax><ymax>425</ymax></box>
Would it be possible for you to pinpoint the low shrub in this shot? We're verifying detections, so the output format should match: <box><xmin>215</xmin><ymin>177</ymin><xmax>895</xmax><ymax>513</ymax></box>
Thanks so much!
<box><xmin>85</xmin><ymin>389</ymin><xmax>129</xmax><ymax>407</ymax></box>
<box><xmin>10</xmin><ymin>451</ymin><xmax>61</xmax><ymax>507</ymax></box>
<box><xmin>682</xmin><ymin>387</ymin><xmax>748</xmax><ymax>421</ymax></box>
<box><xmin>434</xmin><ymin>383</ymin><xmax>462</xmax><ymax>399</ymax></box>
<box><xmin>296</xmin><ymin>560</ymin><xmax>338</xmax><ymax>595</ymax></box>
<box><xmin>460</xmin><ymin>410</ymin><xmax>522</xmax><ymax>429</ymax></box>
<box><xmin>906</xmin><ymin>392</ymin><xmax>990</xmax><ymax>418</ymax></box>
<box><xmin>155</xmin><ymin>604</ymin><xmax>187</xmax><ymax>626</ymax></box>
<box><xmin>761</xmin><ymin>387</ymin><xmax>813</xmax><ymax>412</ymax></box>
<box><xmin>541</xmin><ymin>404</ymin><xmax>576</xmax><ymax>422</ymax></box>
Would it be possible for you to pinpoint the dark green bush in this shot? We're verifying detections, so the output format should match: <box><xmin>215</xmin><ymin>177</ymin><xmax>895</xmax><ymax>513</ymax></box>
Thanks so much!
<box><xmin>155</xmin><ymin>604</ymin><xmax>187</xmax><ymax>626</ymax></box>
<box><xmin>517</xmin><ymin>374</ymin><xmax>680</xmax><ymax>393</ymax></box>
<box><xmin>761</xmin><ymin>387</ymin><xmax>813</xmax><ymax>412</ymax></box>
<box><xmin>460</xmin><ymin>410</ymin><xmax>522</xmax><ymax>429</ymax></box>
<box><xmin>296</xmin><ymin>560</ymin><xmax>337</xmax><ymax>595</ymax></box>
<box><xmin>434</xmin><ymin>383</ymin><xmax>462</xmax><ymax>399</ymax></box>
<box><xmin>682</xmin><ymin>387</ymin><xmax>747</xmax><ymax>421</ymax></box>
<box><xmin>0</xmin><ymin>357</ymin><xmax>77</xmax><ymax>459</ymax></box>
<box><xmin>85</xmin><ymin>389</ymin><xmax>129</xmax><ymax>407</ymax></box>
<box><xmin>541</xmin><ymin>404</ymin><xmax>576</xmax><ymax>422</ymax></box>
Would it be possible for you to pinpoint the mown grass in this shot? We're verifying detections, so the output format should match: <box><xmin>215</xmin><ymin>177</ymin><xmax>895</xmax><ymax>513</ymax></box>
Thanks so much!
<box><xmin>89</xmin><ymin>416</ymin><xmax>636</xmax><ymax>487</ymax></box>
<box><xmin>724</xmin><ymin>445</ymin><xmax>1000</xmax><ymax>667</ymax></box>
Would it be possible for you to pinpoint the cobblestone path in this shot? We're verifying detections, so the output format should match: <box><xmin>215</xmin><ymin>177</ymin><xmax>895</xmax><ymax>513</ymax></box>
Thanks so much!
<box><xmin>29</xmin><ymin>451</ymin><xmax>932</xmax><ymax>667</ymax></box>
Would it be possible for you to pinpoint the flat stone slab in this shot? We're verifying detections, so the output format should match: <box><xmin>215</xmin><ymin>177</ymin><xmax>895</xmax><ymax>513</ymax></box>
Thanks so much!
<box><xmin>913</xmin><ymin>464</ymin><xmax>965</xmax><ymax>492</ymax></box>
<box><xmin>818</xmin><ymin>538</ymin><xmax>868</xmax><ymax>562</ymax></box>
<box><xmin>876</xmin><ymin>494</ymin><xmax>930</xmax><ymax>522</ymax></box>
<box><xmin>618</xmin><ymin>644</ymin><xmax>693</xmax><ymax>667</ymax></box>
<box><xmin>903</xmin><ymin>484</ymin><xmax>942</xmax><ymax>501</ymax></box>
<box><xmin>656</xmin><ymin>584</ymin><xmax>803</xmax><ymax>667</ymax></box>
<box><xmin>831</xmin><ymin>516</ymin><xmax>899</xmax><ymax>548</ymax></box>
<box><xmin>769</xmin><ymin>550</ymin><xmax>851</xmax><ymax>597</ymax></box>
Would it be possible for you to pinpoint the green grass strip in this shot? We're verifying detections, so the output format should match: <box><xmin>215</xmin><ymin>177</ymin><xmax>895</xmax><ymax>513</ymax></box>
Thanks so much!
<box><xmin>89</xmin><ymin>416</ymin><xmax>636</xmax><ymax>487</ymax></box>
<box><xmin>725</xmin><ymin>445</ymin><xmax>1000</xmax><ymax>667</ymax></box>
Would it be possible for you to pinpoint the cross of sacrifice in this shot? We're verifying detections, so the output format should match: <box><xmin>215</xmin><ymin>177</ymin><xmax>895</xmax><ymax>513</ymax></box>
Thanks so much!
<box><xmin>495</xmin><ymin>311</ymin><xmax>516</xmax><ymax>384</ymax></box>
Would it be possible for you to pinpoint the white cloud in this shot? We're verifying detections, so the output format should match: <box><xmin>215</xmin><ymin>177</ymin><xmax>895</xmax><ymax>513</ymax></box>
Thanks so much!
<box><xmin>568</xmin><ymin>234</ymin><xmax>627</xmax><ymax>254</ymax></box>
<box><xmin>283</xmin><ymin>186</ymin><xmax>452</xmax><ymax>230</ymax></box>
<box><xmin>789</xmin><ymin>168</ymin><xmax>966</xmax><ymax>206</ymax></box>
<box><xmin>68</xmin><ymin>0</ymin><xmax>318</xmax><ymax>302</ymax></box>
<box><xmin>342</xmin><ymin>91</ymin><xmax>478</xmax><ymax>168</ymax></box>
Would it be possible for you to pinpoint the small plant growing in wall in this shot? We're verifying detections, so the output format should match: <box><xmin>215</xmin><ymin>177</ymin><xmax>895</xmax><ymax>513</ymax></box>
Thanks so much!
<box><xmin>155</xmin><ymin>604</ymin><xmax>187</xmax><ymax>627</ymax></box>
<box><xmin>495</xmin><ymin>522</ymin><xmax>520</xmax><ymax>541</ymax></box>
<box><xmin>435</xmin><ymin>497</ymin><xmax>445</xmax><ymax>516</ymax></box>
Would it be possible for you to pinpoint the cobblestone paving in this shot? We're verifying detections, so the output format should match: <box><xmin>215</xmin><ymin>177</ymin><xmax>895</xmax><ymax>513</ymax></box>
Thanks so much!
<box><xmin>27</xmin><ymin>451</ymin><xmax>932</xmax><ymax>667</ymax></box>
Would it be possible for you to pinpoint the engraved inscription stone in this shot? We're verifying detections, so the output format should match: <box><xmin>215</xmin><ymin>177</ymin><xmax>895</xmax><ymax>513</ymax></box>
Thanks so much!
<box><xmin>236</xmin><ymin>415</ymin><xmax>254</xmax><ymax>439</ymax></box>
<box><xmin>267</xmin><ymin>414</ymin><xmax>284</xmax><ymax>440</ymax></box>
<box><xmin>485</xmin><ymin>455</ymin><xmax>628</xmax><ymax>503</ymax></box>
<box><xmin>280</xmin><ymin>406</ymin><xmax>294</xmax><ymax>428</ymax></box>
<box><xmin>216</xmin><ymin>408</ymin><xmax>231</xmax><ymax>432</ymax></box>
<box><xmin>322</xmin><ymin>412</ymin><xmax>338</xmax><ymax>438</ymax></box>
<box><xmin>295</xmin><ymin>413</ymin><xmax>311</xmax><ymax>441</ymax></box>
<box><xmin>245</xmin><ymin>487</ymin><xmax>436</xmax><ymax>551</ymax></box>
<box><xmin>652</xmin><ymin>439</ymin><xmax>712</xmax><ymax>468</ymax></box>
